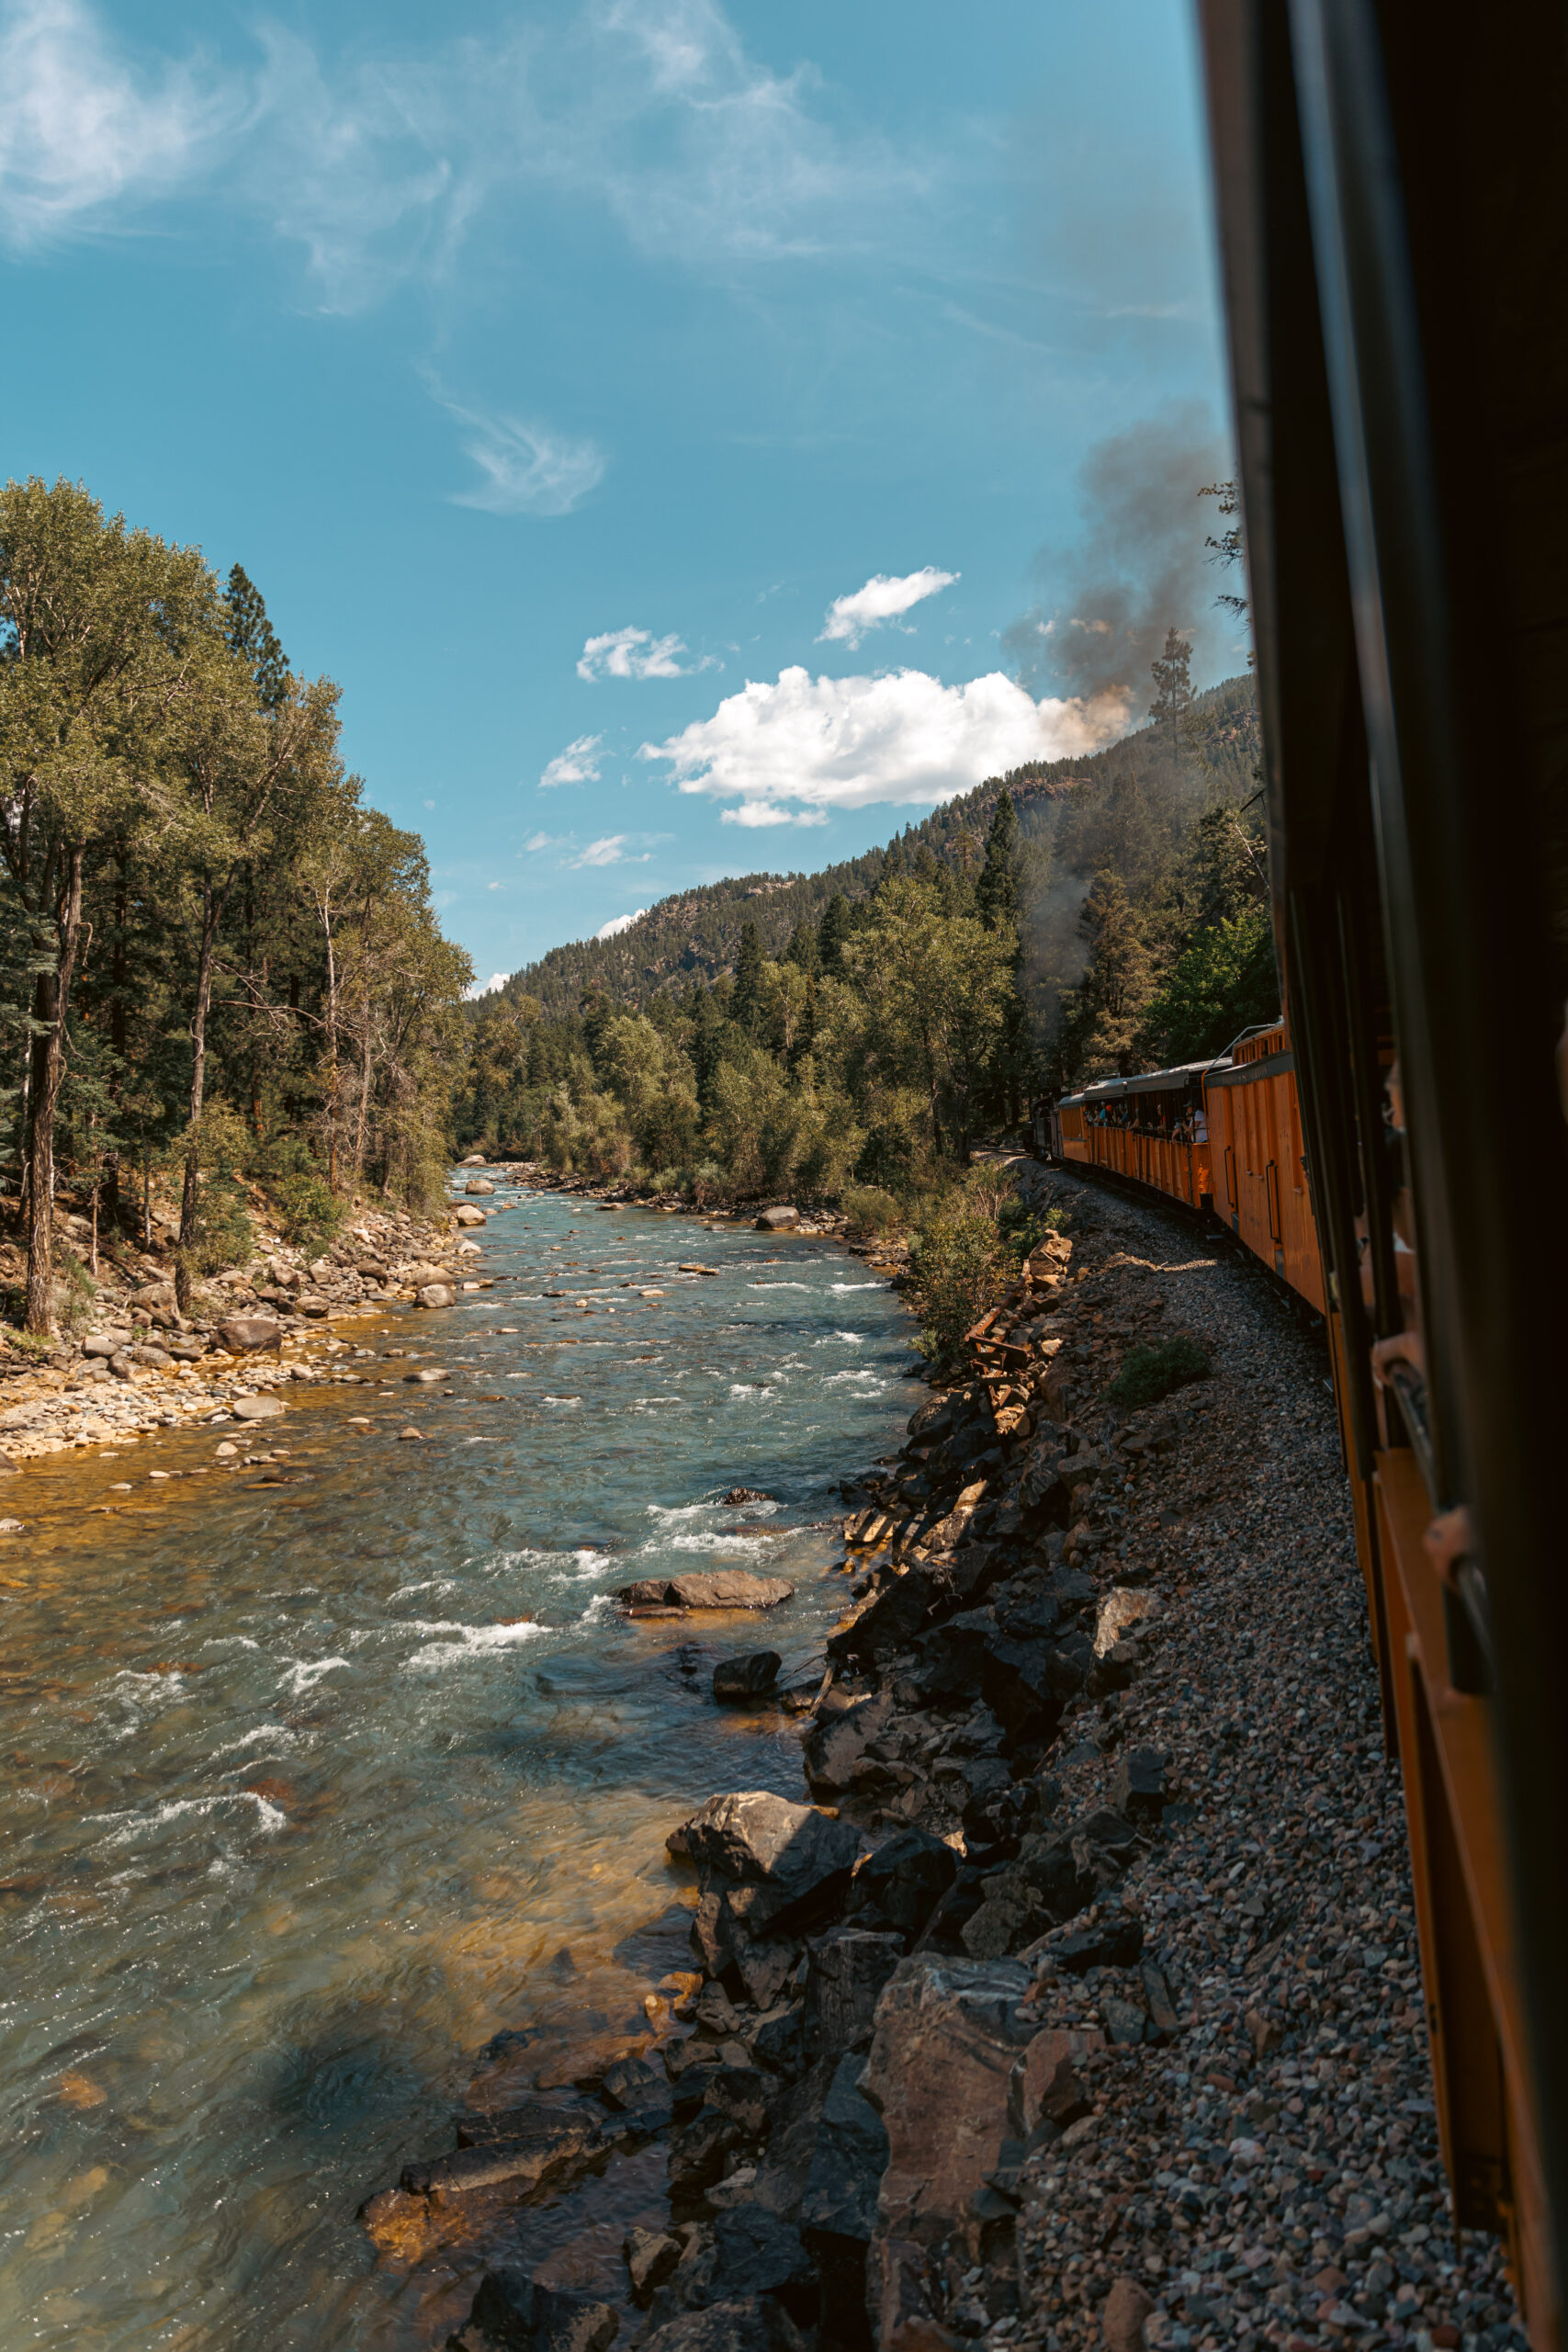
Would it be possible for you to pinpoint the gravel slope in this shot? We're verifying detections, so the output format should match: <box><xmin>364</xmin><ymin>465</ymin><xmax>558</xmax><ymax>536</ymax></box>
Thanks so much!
<box><xmin>1002</xmin><ymin>1172</ymin><xmax>1523</xmax><ymax>2352</ymax></box>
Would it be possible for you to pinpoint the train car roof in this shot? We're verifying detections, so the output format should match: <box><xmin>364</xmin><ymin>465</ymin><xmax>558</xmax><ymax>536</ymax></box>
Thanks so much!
<box><xmin>1059</xmin><ymin>1058</ymin><xmax>1228</xmax><ymax>1109</ymax></box>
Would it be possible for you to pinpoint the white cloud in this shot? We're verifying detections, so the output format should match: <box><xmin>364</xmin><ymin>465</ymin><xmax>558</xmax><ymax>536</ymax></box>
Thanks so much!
<box><xmin>445</xmin><ymin>402</ymin><xmax>606</xmax><ymax>516</ymax></box>
<box><xmin>595</xmin><ymin>908</ymin><xmax>649</xmax><ymax>939</ymax></box>
<box><xmin>642</xmin><ymin>664</ymin><xmax>1129</xmax><ymax>824</ymax></box>
<box><xmin>522</xmin><ymin>829</ymin><xmax>558</xmax><ymax>852</ymax></box>
<box><xmin>0</xmin><ymin>0</ymin><xmax>234</xmax><ymax>248</ymax></box>
<box><xmin>539</xmin><ymin>734</ymin><xmax>604</xmax><ymax>789</ymax></box>
<box><xmin>818</xmin><ymin>566</ymin><xmax>958</xmax><ymax>650</ymax></box>
<box><xmin>464</xmin><ymin>970</ymin><xmax>510</xmax><ymax>1000</ymax></box>
<box><xmin>577</xmin><ymin>626</ymin><xmax>712</xmax><ymax>682</ymax></box>
<box><xmin>569</xmin><ymin>834</ymin><xmax>640</xmax><ymax>868</ymax></box>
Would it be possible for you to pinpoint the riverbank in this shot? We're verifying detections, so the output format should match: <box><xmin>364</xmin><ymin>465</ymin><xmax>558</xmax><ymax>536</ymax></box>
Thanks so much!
<box><xmin>387</xmin><ymin>1170</ymin><xmax>1519</xmax><ymax>2352</ymax></box>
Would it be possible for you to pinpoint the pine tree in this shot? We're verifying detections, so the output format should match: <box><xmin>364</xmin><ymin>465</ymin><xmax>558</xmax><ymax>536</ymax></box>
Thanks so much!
<box><xmin>785</xmin><ymin>918</ymin><xmax>820</xmax><ymax>975</ymax></box>
<box><xmin>223</xmin><ymin>563</ymin><xmax>290</xmax><ymax>712</ymax></box>
<box><xmin>730</xmin><ymin>921</ymin><xmax>763</xmax><ymax>1035</ymax></box>
<box><xmin>976</xmin><ymin>790</ymin><xmax>1021</xmax><ymax>932</ymax></box>
<box><xmin>1148</xmin><ymin>628</ymin><xmax>1194</xmax><ymax>726</ymax></box>
<box><xmin>818</xmin><ymin>893</ymin><xmax>852</xmax><ymax>980</ymax></box>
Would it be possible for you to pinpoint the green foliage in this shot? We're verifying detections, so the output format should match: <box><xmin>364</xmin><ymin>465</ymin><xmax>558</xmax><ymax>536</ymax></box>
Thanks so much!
<box><xmin>840</xmin><ymin>1184</ymin><xmax>902</xmax><ymax>1237</ymax></box>
<box><xmin>908</xmin><ymin>1193</ymin><xmax>1014</xmax><ymax>1363</ymax></box>
<box><xmin>264</xmin><ymin>1137</ymin><xmax>345</xmax><ymax>1252</ymax></box>
<box><xmin>1140</xmin><ymin>901</ymin><xmax>1279</xmax><ymax>1062</ymax></box>
<box><xmin>1104</xmin><ymin>1332</ymin><xmax>1211</xmax><ymax>1408</ymax></box>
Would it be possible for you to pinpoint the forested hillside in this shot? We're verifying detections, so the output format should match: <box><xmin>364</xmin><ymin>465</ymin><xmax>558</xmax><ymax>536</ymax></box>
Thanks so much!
<box><xmin>494</xmin><ymin>671</ymin><xmax>1260</xmax><ymax>1017</ymax></box>
<box><xmin>1</xmin><ymin>478</ymin><xmax>470</xmax><ymax>1338</ymax></box>
<box><xmin>454</xmin><ymin>643</ymin><xmax>1276</xmax><ymax>1199</ymax></box>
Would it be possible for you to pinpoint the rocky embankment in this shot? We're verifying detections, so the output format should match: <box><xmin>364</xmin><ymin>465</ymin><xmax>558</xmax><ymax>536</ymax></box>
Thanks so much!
<box><xmin>0</xmin><ymin>1194</ymin><xmax>489</xmax><ymax>1484</ymax></box>
<box><xmin>361</xmin><ymin>1173</ymin><xmax>1518</xmax><ymax>2352</ymax></box>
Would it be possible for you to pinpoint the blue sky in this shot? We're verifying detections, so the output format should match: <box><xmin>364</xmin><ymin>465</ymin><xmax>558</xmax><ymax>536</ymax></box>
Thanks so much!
<box><xmin>0</xmin><ymin>0</ymin><xmax>1238</xmax><ymax>989</ymax></box>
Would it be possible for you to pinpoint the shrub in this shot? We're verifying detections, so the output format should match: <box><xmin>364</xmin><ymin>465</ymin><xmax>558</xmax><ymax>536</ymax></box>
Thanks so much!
<box><xmin>908</xmin><ymin>1202</ymin><xmax>1011</xmax><ymax>1362</ymax></box>
<box><xmin>841</xmin><ymin>1183</ymin><xmax>901</xmax><ymax>1237</ymax></box>
<box><xmin>1104</xmin><ymin>1333</ymin><xmax>1211</xmax><ymax>1408</ymax></box>
<box><xmin>181</xmin><ymin>1182</ymin><xmax>256</xmax><ymax>1276</ymax></box>
<box><xmin>270</xmin><ymin>1170</ymin><xmax>343</xmax><ymax>1253</ymax></box>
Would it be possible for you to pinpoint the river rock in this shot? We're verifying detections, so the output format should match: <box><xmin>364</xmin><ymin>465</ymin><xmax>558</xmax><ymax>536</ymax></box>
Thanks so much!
<box><xmin>1093</xmin><ymin>1586</ymin><xmax>1160</xmax><ymax>1655</ymax></box>
<box><xmin>1009</xmin><ymin>2025</ymin><xmax>1103</xmax><ymax>2134</ymax></box>
<box><xmin>465</xmin><ymin>1178</ymin><xmax>497</xmax><ymax>1195</ymax></box>
<box><xmin>754</xmin><ymin>1206</ymin><xmax>799</xmax><ymax>1230</ymax></box>
<box><xmin>626</xmin><ymin>2226</ymin><xmax>683</xmax><ymax>2302</ymax></box>
<box><xmin>417</xmin><ymin>1283</ymin><xmax>456</xmax><ymax>1309</ymax></box>
<box><xmin>720</xmin><ymin>1487</ymin><xmax>773</xmax><ymax>1506</ymax></box>
<box><xmin>216</xmin><ymin>1316</ymin><xmax>284</xmax><ymax>1354</ymax></box>
<box><xmin>460</xmin><ymin>1153</ymin><xmax>487</xmax><ymax>1166</ymax></box>
<box><xmin>798</xmin><ymin>2052</ymin><xmax>890</xmax><ymax>2319</ymax></box>
<box><xmin>455</xmin><ymin>1204</ymin><xmax>488</xmax><ymax>1226</ymax></box>
<box><xmin>457</xmin><ymin>2269</ymin><xmax>617</xmax><ymax>2352</ymax></box>
<box><xmin>676</xmin><ymin>1791</ymin><xmax>859</xmax><ymax>1899</ymax></box>
<box><xmin>231</xmin><ymin>1395</ymin><xmax>286</xmax><ymax>1423</ymax></box>
<box><xmin>83</xmin><ymin>1330</ymin><xmax>130</xmax><ymax>1358</ymax></box>
<box><xmin>403</xmin><ymin>1261</ymin><xmax>449</xmax><ymax>1288</ymax></box>
<box><xmin>713</xmin><ymin>1652</ymin><xmax>781</xmax><ymax>1702</ymax></box>
<box><xmin>619</xmin><ymin>1573</ymin><xmax>794</xmax><ymax>1612</ymax></box>
<box><xmin>404</xmin><ymin>2104</ymin><xmax>599</xmax><ymax>2201</ymax></box>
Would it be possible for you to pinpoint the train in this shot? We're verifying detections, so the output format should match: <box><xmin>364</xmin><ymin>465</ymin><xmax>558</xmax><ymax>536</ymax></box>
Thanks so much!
<box><xmin>1038</xmin><ymin>6</ymin><xmax>1568</xmax><ymax>2343</ymax></box>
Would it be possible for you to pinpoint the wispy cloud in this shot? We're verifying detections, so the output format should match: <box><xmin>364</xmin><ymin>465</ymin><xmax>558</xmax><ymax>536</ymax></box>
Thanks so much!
<box><xmin>0</xmin><ymin>0</ymin><xmax>237</xmax><ymax>249</ymax></box>
<box><xmin>594</xmin><ymin>907</ymin><xmax>648</xmax><ymax>938</ymax></box>
<box><xmin>539</xmin><ymin>733</ymin><xmax>604</xmax><ymax>788</ymax></box>
<box><xmin>818</xmin><ymin>565</ymin><xmax>959</xmax><ymax>650</ymax></box>
<box><xmin>642</xmin><ymin>663</ymin><xmax>1128</xmax><ymax>825</ymax></box>
<box><xmin>0</xmin><ymin>0</ymin><xmax>937</xmax><ymax>300</ymax></box>
<box><xmin>522</xmin><ymin>829</ymin><xmax>558</xmax><ymax>851</ymax></box>
<box><xmin>568</xmin><ymin>833</ymin><xmax>646</xmax><ymax>868</ymax></box>
<box><xmin>576</xmin><ymin>625</ymin><xmax>716</xmax><ymax>681</ymax></box>
<box><xmin>443</xmin><ymin>401</ymin><xmax>607</xmax><ymax>516</ymax></box>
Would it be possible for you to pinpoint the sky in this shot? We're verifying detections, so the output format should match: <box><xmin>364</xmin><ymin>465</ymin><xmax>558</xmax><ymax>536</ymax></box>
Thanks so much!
<box><xmin>0</xmin><ymin>0</ymin><xmax>1240</xmax><ymax>992</ymax></box>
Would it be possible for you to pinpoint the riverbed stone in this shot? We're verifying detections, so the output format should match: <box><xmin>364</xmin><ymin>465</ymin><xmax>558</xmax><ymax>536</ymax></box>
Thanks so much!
<box><xmin>847</xmin><ymin>1826</ymin><xmax>957</xmax><ymax>1939</ymax></box>
<box><xmin>455</xmin><ymin>1204</ymin><xmax>488</xmax><ymax>1226</ymax></box>
<box><xmin>405</xmin><ymin>2105</ymin><xmax>599</xmax><ymax>2202</ymax></box>
<box><xmin>216</xmin><ymin>1316</ymin><xmax>284</xmax><ymax>1354</ymax></box>
<box><xmin>231</xmin><ymin>1395</ymin><xmax>286</xmax><ymax>1423</ymax></box>
<box><xmin>617</xmin><ymin>1572</ymin><xmax>794</xmax><ymax>1612</ymax></box>
<box><xmin>804</xmin><ymin>1928</ymin><xmax>905</xmax><ymax>2056</ymax></box>
<box><xmin>465</xmin><ymin>1177</ymin><xmax>497</xmax><ymax>1195</ymax></box>
<box><xmin>417</xmin><ymin>1283</ymin><xmax>456</xmax><ymax>1309</ymax></box>
<box><xmin>755</xmin><ymin>1206</ymin><xmax>799</xmax><ymax>1230</ymax></box>
<box><xmin>713</xmin><ymin>1651</ymin><xmax>781</xmax><ymax>1702</ymax></box>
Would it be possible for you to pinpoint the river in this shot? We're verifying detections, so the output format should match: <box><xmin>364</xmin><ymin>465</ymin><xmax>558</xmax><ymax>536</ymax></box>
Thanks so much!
<box><xmin>0</xmin><ymin>1186</ymin><xmax>918</xmax><ymax>2350</ymax></box>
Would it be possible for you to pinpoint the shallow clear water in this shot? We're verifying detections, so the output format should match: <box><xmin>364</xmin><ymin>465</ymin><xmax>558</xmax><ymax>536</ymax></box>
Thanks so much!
<box><xmin>0</xmin><ymin>1192</ymin><xmax>916</xmax><ymax>2349</ymax></box>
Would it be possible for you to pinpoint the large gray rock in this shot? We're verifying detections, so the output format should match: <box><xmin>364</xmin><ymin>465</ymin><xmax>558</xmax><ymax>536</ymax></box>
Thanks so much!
<box><xmin>801</xmin><ymin>1695</ymin><xmax>891</xmax><ymax>1795</ymax></box>
<box><xmin>465</xmin><ymin>1177</ymin><xmax>497</xmax><ymax>1194</ymax></box>
<box><xmin>455</xmin><ymin>1204</ymin><xmax>488</xmax><ymax>1227</ymax></box>
<box><xmin>861</xmin><ymin>1956</ymin><xmax>1035</xmax><ymax>2253</ymax></box>
<box><xmin>754</xmin><ymin>1205</ymin><xmax>799</xmax><ymax>1230</ymax></box>
<box><xmin>231</xmin><ymin>1394</ymin><xmax>286</xmax><ymax>1424</ymax></box>
<box><xmin>459</xmin><ymin>2269</ymin><xmax>617</xmax><ymax>2351</ymax></box>
<box><xmin>215</xmin><ymin>1316</ymin><xmax>284</xmax><ymax>1354</ymax></box>
<box><xmin>402</xmin><ymin>2104</ymin><xmax>598</xmax><ymax>2200</ymax></box>
<box><xmin>675</xmin><ymin>1791</ymin><xmax>859</xmax><ymax>1897</ymax></box>
<box><xmin>621</xmin><ymin>1575</ymin><xmax>794</xmax><ymax>1612</ymax></box>
<box><xmin>847</xmin><ymin>1827</ymin><xmax>957</xmax><ymax>1939</ymax></box>
<box><xmin>417</xmin><ymin>1283</ymin><xmax>456</xmax><ymax>1309</ymax></box>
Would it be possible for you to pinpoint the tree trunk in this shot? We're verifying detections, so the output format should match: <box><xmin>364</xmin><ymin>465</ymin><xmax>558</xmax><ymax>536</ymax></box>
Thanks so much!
<box><xmin>354</xmin><ymin>998</ymin><xmax>372</xmax><ymax>1181</ymax></box>
<box><xmin>175</xmin><ymin>893</ymin><xmax>220</xmax><ymax>1315</ymax></box>
<box><xmin>23</xmin><ymin>846</ymin><xmax>85</xmax><ymax>1335</ymax></box>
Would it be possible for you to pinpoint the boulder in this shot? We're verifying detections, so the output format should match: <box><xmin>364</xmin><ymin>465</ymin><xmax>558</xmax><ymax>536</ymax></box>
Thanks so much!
<box><xmin>849</xmin><ymin>1828</ymin><xmax>958</xmax><ymax>1939</ymax></box>
<box><xmin>404</xmin><ymin>1261</ymin><xmax>449</xmax><ymax>1289</ymax></box>
<box><xmin>713</xmin><ymin>1651</ymin><xmax>782</xmax><ymax>1702</ymax></box>
<box><xmin>455</xmin><ymin>1204</ymin><xmax>488</xmax><ymax>1227</ymax></box>
<box><xmin>1047</xmin><ymin>1914</ymin><xmax>1145</xmax><ymax>1973</ymax></box>
<box><xmin>980</xmin><ymin>1635</ymin><xmax>1065</xmax><ymax>1747</ymax></box>
<box><xmin>804</xmin><ymin>1928</ymin><xmax>905</xmax><ymax>2055</ymax></box>
<box><xmin>231</xmin><ymin>1395</ymin><xmax>286</xmax><ymax>1424</ymax></box>
<box><xmin>861</xmin><ymin>1956</ymin><xmax>1035</xmax><ymax>2251</ymax></box>
<box><xmin>417</xmin><ymin>1283</ymin><xmax>457</xmax><ymax>1309</ymax></box>
<box><xmin>721</xmin><ymin>1487</ymin><xmax>773</xmax><ymax>1506</ymax></box>
<box><xmin>802</xmin><ymin>1695</ymin><xmax>891</xmax><ymax>1795</ymax></box>
<box><xmin>460</xmin><ymin>2269</ymin><xmax>618</xmax><ymax>2352</ymax></box>
<box><xmin>676</xmin><ymin>1792</ymin><xmax>860</xmax><ymax>1899</ymax></box>
<box><xmin>215</xmin><ymin>1316</ymin><xmax>284</xmax><ymax>1354</ymax></box>
<box><xmin>755</xmin><ymin>1206</ymin><xmax>800</xmax><ymax>1230</ymax></box>
<box><xmin>82</xmin><ymin>1330</ymin><xmax>131</xmax><ymax>1358</ymax></box>
<box><xmin>465</xmin><ymin>1177</ymin><xmax>497</xmax><ymax>1194</ymax></box>
<box><xmin>460</xmin><ymin>1153</ymin><xmax>488</xmax><ymax>1166</ymax></box>
<box><xmin>827</xmin><ymin>1564</ymin><xmax>953</xmax><ymax>1664</ymax></box>
<box><xmin>670</xmin><ymin>1573</ymin><xmax>795</xmax><ymax>1611</ymax></box>
<box><xmin>908</xmin><ymin>1608</ymin><xmax>996</xmax><ymax>1703</ymax></box>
